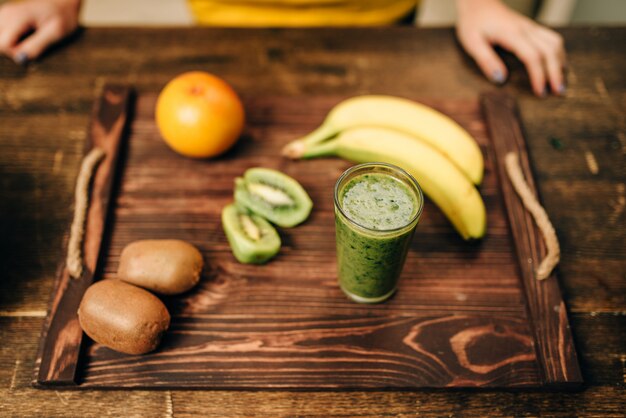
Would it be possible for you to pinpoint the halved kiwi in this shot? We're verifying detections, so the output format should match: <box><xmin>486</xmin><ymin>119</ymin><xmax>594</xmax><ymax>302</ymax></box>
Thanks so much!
<box><xmin>222</xmin><ymin>203</ymin><xmax>281</xmax><ymax>264</ymax></box>
<box><xmin>234</xmin><ymin>168</ymin><xmax>313</xmax><ymax>228</ymax></box>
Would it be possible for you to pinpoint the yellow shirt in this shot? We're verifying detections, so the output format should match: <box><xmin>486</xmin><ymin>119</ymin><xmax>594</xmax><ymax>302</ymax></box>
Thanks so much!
<box><xmin>188</xmin><ymin>0</ymin><xmax>418</xmax><ymax>27</ymax></box>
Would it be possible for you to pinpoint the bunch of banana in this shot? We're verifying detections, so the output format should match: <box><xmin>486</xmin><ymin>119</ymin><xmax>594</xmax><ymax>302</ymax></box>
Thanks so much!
<box><xmin>281</xmin><ymin>95</ymin><xmax>487</xmax><ymax>240</ymax></box>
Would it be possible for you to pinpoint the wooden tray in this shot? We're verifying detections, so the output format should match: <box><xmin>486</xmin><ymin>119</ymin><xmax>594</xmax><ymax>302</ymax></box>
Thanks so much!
<box><xmin>35</xmin><ymin>85</ymin><xmax>582</xmax><ymax>389</ymax></box>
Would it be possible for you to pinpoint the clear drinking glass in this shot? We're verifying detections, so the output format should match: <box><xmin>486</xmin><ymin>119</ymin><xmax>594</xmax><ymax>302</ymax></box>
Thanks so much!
<box><xmin>334</xmin><ymin>162</ymin><xmax>424</xmax><ymax>303</ymax></box>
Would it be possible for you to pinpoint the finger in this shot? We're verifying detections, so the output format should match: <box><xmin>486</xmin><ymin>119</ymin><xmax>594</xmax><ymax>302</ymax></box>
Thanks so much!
<box><xmin>497</xmin><ymin>31</ymin><xmax>547</xmax><ymax>97</ymax></box>
<box><xmin>458</xmin><ymin>30</ymin><xmax>508</xmax><ymax>84</ymax></box>
<box><xmin>12</xmin><ymin>19</ymin><xmax>66</xmax><ymax>61</ymax></box>
<box><xmin>0</xmin><ymin>14</ymin><xmax>32</xmax><ymax>54</ymax></box>
<box><xmin>534</xmin><ymin>27</ymin><xmax>568</xmax><ymax>89</ymax></box>
<box><xmin>535</xmin><ymin>26</ymin><xmax>567</xmax><ymax>65</ymax></box>
<box><xmin>527</xmin><ymin>30</ymin><xmax>565</xmax><ymax>95</ymax></box>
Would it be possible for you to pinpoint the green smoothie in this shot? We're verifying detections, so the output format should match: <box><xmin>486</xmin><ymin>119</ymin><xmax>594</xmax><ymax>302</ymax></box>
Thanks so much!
<box><xmin>334</xmin><ymin>163</ymin><xmax>423</xmax><ymax>303</ymax></box>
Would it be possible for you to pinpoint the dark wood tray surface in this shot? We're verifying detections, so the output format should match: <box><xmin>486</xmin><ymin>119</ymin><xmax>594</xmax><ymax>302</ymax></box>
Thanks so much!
<box><xmin>35</xmin><ymin>86</ymin><xmax>582</xmax><ymax>389</ymax></box>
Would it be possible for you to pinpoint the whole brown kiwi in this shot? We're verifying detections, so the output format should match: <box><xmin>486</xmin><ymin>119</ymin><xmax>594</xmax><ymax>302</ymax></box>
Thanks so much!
<box><xmin>78</xmin><ymin>280</ymin><xmax>171</xmax><ymax>355</ymax></box>
<box><xmin>117</xmin><ymin>239</ymin><xmax>203</xmax><ymax>295</ymax></box>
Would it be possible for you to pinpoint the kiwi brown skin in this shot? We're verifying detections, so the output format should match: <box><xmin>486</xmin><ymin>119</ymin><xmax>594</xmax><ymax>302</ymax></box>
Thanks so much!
<box><xmin>117</xmin><ymin>239</ymin><xmax>203</xmax><ymax>295</ymax></box>
<box><xmin>77</xmin><ymin>280</ymin><xmax>171</xmax><ymax>355</ymax></box>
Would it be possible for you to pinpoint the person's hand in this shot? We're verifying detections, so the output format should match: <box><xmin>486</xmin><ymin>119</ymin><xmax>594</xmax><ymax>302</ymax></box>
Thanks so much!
<box><xmin>456</xmin><ymin>0</ymin><xmax>566</xmax><ymax>97</ymax></box>
<box><xmin>0</xmin><ymin>0</ymin><xmax>80</xmax><ymax>64</ymax></box>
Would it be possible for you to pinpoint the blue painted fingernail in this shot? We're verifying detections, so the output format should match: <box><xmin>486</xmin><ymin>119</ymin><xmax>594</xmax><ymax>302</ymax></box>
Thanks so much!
<box><xmin>14</xmin><ymin>52</ymin><xmax>28</xmax><ymax>66</ymax></box>
<box><xmin>558</xmin><ymin>83</ymin><xmax>567</xmax><ymax>95</ymax></box>
<box><xmin>492</xmin><ymin>69</ymin><xmax>506</xmax><ymax>84</ymax></box>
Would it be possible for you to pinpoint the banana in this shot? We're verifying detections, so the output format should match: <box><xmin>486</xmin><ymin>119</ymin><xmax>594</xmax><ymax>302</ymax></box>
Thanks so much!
<box><xmin>284</xmin><ymin>95</ymin><xmax>484</xmax><ymax>185</ymax></box>
<box><xmin>288</xmin><ymin>126</ymin><xmax>486</xmax><ymax>240</ymax></box>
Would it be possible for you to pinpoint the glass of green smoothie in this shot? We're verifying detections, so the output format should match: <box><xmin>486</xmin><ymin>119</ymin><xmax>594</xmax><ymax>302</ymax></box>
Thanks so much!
<box><xmin>334</xmin><ymin>162</ymin><xmax>424</xmax><ymax>303</ymax></box>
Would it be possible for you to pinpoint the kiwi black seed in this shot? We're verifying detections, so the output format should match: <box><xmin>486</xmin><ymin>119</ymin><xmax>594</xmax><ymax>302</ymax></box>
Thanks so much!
<box><xmin>234</xmin><ymin>167</ymin><xmax>313</xmax><ymax>228</ymax></box>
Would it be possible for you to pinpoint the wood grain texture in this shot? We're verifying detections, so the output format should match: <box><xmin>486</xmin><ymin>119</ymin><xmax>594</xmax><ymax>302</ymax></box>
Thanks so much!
<box><xmin>482</xmin><ymin>93</ymin><xmax>583</xmax><ymax>387</ymax></box>
<box><xmin>1</xmin><ymin>27</ymin><xmax>623</xmax><ymax>314</ymax></box>
<box><xmin>5</xmin><ymin>313</ymin><xmax>624</xmax><ymax>417</ymax></box>
<box><xmin>1</xmin><ymin>27</ymin><xmax>624</xmax><ymax>415</ymax></box>
<box><xmin>35</xmin><ymin>92</ymin><xmax>580</xmax><ymax>389</ymax></box>
<box><xmin>35</xmin><ymin>85</ymin><xmax>132</xmax><ymax>386</ymax></box>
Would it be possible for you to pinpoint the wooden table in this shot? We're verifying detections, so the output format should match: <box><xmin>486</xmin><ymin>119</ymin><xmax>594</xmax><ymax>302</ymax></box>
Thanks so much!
<box><xmin>0</xmin><ymin>27</ymin><xmax>624</xmax><ymax>417</ymax></box>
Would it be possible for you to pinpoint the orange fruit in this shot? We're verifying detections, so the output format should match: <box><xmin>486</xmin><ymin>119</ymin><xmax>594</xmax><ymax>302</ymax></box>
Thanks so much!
<box><xmin>155</xmin><ymin>71</ymin><xmax>245</xmax><ymax>158</ymax></box>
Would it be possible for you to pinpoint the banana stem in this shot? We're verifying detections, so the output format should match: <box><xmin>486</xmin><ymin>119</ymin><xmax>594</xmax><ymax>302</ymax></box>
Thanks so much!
<box><xmin>281</xmin><ymin>140</ymin><xmax>306</xmax><ymax>159</ymax></box>
<box><xmin>282</xmin><ymin>123</ymin><xmax>339</xmax><ymax>159</ymax></box>
<box><xmin>282</xmin><ymin>136</ymin><xmax>340</xmax><ymax>160</ymax></box>
<box><xmin>296</xmin><ymin>123</ymin><xmax>338</xmax><ymax>147</ymax></box>
<box><xmin>300</xmin><ymin>138</ymin><xmax>339</xmax><ymax>159</ymax></box>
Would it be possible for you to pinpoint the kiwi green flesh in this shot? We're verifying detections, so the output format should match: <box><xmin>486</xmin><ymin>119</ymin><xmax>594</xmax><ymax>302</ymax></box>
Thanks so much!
<box><xmin>235</xmin><ymin>168</ymin><xmax>313</xmax><ymax>228</ymax></box>
<box><xmin>222</xmin><ymin>204</ymin><xmax>281</xmax><ymax>264</ymax></box>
